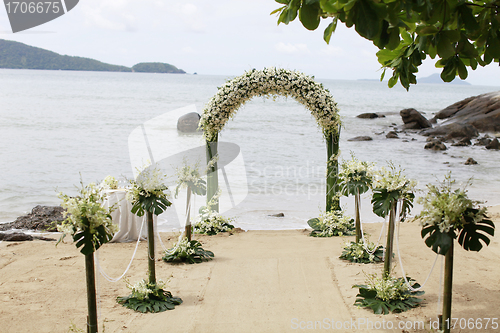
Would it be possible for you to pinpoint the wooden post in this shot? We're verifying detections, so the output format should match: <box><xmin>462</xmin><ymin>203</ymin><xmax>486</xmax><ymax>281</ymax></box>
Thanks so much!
<box><xmin>147</xmin><ymin>211</ymin><xmax>156</xmax><ymax>285</ymax></box>
<box><xmin>185</xmin><ymin>186</ymin><xmax>192</xmax><ymax>241</ymax></box>
<box><xmin>326</xmin><ymin>129</ymin><xmax>340</xmax><ymax>212</ymax></box>
<box><xmin>355</xmin><ymin>189</ymin><xmax>361</xmax><ymax>243</ymax></box>
<box><xmin>383</xmin><ymin>201</ymin><xmax>397</xmax><ymax>277</ymax></box>
<box><xmin>206</xmin><ymin>134</ymin><xmax>219</xmax><ymax>212</ymax></box>
<box><xmin>441</xmin><ymin>239</ymin><xmax>454</xmax><ymax>333</ymax></box>
<box><xmin>85</xmin><ymin>253</ymin><xmax>98</xmax><ymax>333</ymax></box>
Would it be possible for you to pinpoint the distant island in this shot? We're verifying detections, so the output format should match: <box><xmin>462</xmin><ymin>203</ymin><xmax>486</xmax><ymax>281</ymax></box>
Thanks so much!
<box><xmin>417</xmin><ymin>73</ymin><xmax>471</xmax><ymax>85</ymax></box>
<box><xmin>0</xmin><ymin>39</ymin><xmax>185</xmax><ymax>74</ymax></box>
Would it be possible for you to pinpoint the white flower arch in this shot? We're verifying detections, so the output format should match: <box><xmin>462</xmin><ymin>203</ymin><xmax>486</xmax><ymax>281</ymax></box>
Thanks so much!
<box><xmin>200</xmin><ymin>67</ymin><xmax>340</xmax><ymax>141</ymax></box>
<box><xmin>200</xmin><ymin>68</ymin><xmax>341</xmax><ymax>212</ymax></box>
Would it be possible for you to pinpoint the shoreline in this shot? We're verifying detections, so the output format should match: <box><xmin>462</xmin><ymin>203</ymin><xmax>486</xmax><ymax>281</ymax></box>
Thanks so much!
<box><xmin>1</xmin><ymin>210</ymin><xmax>500</xmax><ymax>332</ymax></box>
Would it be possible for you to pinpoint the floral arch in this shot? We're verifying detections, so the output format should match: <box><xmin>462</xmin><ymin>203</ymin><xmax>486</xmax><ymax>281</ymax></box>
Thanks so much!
<box><xmin>199</xmin><ymin>67</ymin><xmax>341</xmax><ymax>212</ymax></box>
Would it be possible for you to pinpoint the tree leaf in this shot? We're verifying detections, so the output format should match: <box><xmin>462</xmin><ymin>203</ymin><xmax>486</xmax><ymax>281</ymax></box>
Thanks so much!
<box><xmin>323</xmin><ymin>20</ymin><xmax>337</xmax><ymax>44</ymax></box>
<box><xmin>299</xmin><ymin>2</ymin><xmax>321</xmax><ymax>30</ymax></box>
<box><xmin>352</xmin><ymin>0</ymin><xmax>380</xmax><ymax>40</ymax></box>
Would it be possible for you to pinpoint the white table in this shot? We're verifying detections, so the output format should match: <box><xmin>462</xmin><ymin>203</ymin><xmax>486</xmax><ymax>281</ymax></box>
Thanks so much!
<box><xmin>104</xmin><ymin>189</ymin><xmax>147</xmax><ymax>243</ymax></box>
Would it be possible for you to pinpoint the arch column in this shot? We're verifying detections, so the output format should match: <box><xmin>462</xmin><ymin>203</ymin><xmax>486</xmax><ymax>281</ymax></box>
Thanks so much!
<box><xmin>206</xmin><ymin>134</ymin><xmax>219</xmax><ymax>212</ymax></box>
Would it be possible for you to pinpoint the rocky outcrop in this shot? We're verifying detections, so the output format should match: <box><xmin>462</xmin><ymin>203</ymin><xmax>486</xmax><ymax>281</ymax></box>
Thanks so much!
<box><xmin>0</xmin><ymin>205</ymin><xmax>65</xmax><ymax>231</ymax></box>
<box><xmin>177</xmin><ymin>112</ymin><xmax>201</xmax><ymax>133</ymax></box>
<box><xmin>347</xmin><ymin>136</ymin><xmax>373</xmax><ymax>141</ymax></box>
<box><xmin>465</xmin><ymin>158</ymin><xmax>478</xmax><ymax>165</ymax></box>
<box><xmin>486</xmin><ymin>138</ymin><xmax>500</xmax><ymax>150</ymax></box>
<box><xmin>424</xmin><ymin>140</ymin><xmax>447</xmax><ymax>150</ymax></box>
<box><xmin>0</xmin><ymin>231</ymin><xmax>56</xmax><ymax>241</ymax></box>
<box><xmin>421</xmin><ymin>123</ymin><xmax>479</xmax><ymax>139</ymax></box>
<box><xmin>400</xmin><ymin>108</ymin><xmax>432</xmax><ymax>129</ymax></box>
<box><xmin>432</xmin><ymin>91</ymin><xmax>500</xmax><ymax>132</ymax></box>
<box><xmin>357</xmin><ymin>113</ymin><xmax>385</xmax><ymax>119</ymax></box>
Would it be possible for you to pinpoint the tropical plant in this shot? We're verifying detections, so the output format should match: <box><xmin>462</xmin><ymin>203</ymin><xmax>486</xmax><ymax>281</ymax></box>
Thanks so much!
<box><xmin>354</xmin><ymin>274</ymin><xmax>424</xmax><ymax>314</ymax></box>
<box><xmin>340</xmin><ymin>240</ymin><xmax>384</xmax><ymax>264</ymax></box>
<box><xmin>308</xmin><ymin>210</ymin><xmax>355</xmax><ymax>237</ymax></box>
<box><xmin>162</xmin><ymin>238</ymin><xmax>214</xmax><ymax>264</ymax></box>
<box><xmin>174</xmin><ymin>160</ymin><xmax>207</xmax><ymax>241</ymax></box>
<box><xmin>117</xmin><ymin>279</ymin><xmax>182</xmax><ymax>313</ymax></box>
<box><xmin>125</xmin><ymin>163</ymin><xmax>174</xmax><ymax>306</ymax></box>
<box><xmin>57</xmin><ymin>180</ymin><xmax>118</xmax><ymax>333</ymax></box>
<box><xmin>272</xmin><ymin>0</ymin><xmax>500</xmax><ymax>89</ymax></box>
<box><xmin>414</xmin><ymin>173</ymin><xmax>494</xmax><ymax>333</ymax></box>
<box><xmin>338</xmin><ymin>154</ymin><xmax>374</xmax><ymax>242</ymax></box>
<box><xmin>371</xmin><ymin>162</ymin><xmax>416</xmax><ymax>276</ymax></box>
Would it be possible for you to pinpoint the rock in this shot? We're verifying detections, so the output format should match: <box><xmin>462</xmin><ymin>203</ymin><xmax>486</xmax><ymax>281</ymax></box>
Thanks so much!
<box><xmin>432</xmin><ymin>91</ymin><xmax>500</xmax><ymax>132</ymax></box>
<box><xmin>357</xmin><ymin>113</ymin><xmax>385</xmax><ymax>119</ymax></box>
<box><xmin>475</xmin><ymin>135</ymin><xmax>492</xmax><ymax>146</ymax></box>
<box><xmin>386</xmin><ymin>131</ymin><xmax>399</xmax><ymax>139</ymax></box>
<box><xmin>486</xmin><ymin>138</ymin><xmax>500</xmax><ymax>150</ymax></box>
<box><xmin>347</xmin><ymin>136</ymin><xmax>373</xmax><ymax>141</ymax></box>
<box><xmin>421</xmin><ymin>123</ymin><xmax>479</xmax><ymax>139</ymax></box>
<box><xmin>465</xmin><ymin>158</ymin><xmax>478</xmax><ymax>165</ymax></box>
<box><xmin>452</xmin><ymin>138</ymin><xmax>472</xmax><ymax>146</ymax></box>
<box><xmin>0</xmin><ymin>232</ymin><xmax>33</xmax><ymax>241</ymax></box>
<box><xmin>400</xmin><ymin>108</ymin><xmax>432</xmax><ymax>129</ymax></box>
<box><xmin>0</xmin><ymin>205</ymin><xmax>65</xmax><ymax>231</ymax></box>
<box><xmin>425</xmin><ymin>140</ymin><xmax>447</xmax><ymax>151</ymax></box>
<box><xmin>268</xmin><ymin>213</ymin><xmax>285</xmax><ymax>217</ymax></box>
<box><xmin>177</xmin><ymin>112</ymin><xmax>201</xmax><ymax>133</ymax></box>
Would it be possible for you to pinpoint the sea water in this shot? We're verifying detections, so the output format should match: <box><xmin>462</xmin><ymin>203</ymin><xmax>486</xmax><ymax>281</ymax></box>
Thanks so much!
<box><xmin>0</xmin><ymin>69</ymin><xmax>499</xmax><ymax>231</ymax></box>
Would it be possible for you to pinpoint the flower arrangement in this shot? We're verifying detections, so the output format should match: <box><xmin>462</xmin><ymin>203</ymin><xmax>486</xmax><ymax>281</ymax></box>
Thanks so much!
<box><xmin>371</xmin><ymin>162</ymin><xmax>416</xmax><ymax>219</ymax></box>
<box><xmin>307</xmin><ymin>210</ymin><xmax>355</xmax><ymax>237</ymax></box>
<box><xmin>353</xmin><ymin>274</ymin><xmax>424</xmax><ymax>314</ymax></box>
<box><xmin>174</xmin><ymin>161</ymin><xmax>207</xmax><ymax>197</ymax></box>
<box><xmin>99</xmin><ymin>175</ymin><xmax>118</xmax><ymax>190</ymax></box>
<box><xmin>199</xmin><ymin>67</ymin><xmax>341</xmax><ymax>141</ymax></box>
<box><xmin>340</xmin><ymin>240</ymin><xmax>384</xmax><ymax>264</ymax></box>
<box><xmin>415</xmin><ymin>173</ymin><xmax>494</xmax><ymax>254</ymax></box>
<box><xmin>193</xmin><ymin>206</ymin><xmax>235</xmax><ymax>235</ymax></box>
<box><xmin>117</xmin><ymin>279</ymin><xmax>182</xmax><ymax>313</ymax></box>
<box><xmin>57</xmin><ymin>181</ymin><xmax>118</xmax><ymax>255</ymax></box>
<box><xmin>126</xmin><ymin>163</ymin><xmax>172</xmax><ymax>216</ymax></box>
<box><xmin>338</xmin><ymin>154</ymin><xmax>374</xmax><ymax>197</ymax></box>
<box><xmin>162</xmin><ymin>238</ymin><xmax>214</xmax><ymax>264</ymax></box>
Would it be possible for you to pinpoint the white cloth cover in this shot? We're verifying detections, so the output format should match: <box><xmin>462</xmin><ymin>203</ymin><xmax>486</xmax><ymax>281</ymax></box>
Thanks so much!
<box><xmin>104</xmin><ymin>189</ymin><xmax>147</xmax><ymax>243</ymax></box>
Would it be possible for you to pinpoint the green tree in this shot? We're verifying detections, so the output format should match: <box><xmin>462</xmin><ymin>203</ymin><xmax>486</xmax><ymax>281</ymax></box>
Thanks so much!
<box><xmin>272</xmin><ymin>0</ymin><xmax>500</xmax><ymax>89</ymax></box>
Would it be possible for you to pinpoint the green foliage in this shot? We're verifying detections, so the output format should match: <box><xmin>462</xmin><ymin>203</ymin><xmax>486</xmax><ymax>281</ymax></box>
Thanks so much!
<box><xmin>273</xmin><ymin>0</ymin><xmax>500</xmax><ymax>89</ymax></box>
<box><xmin>117</xmin><ymin>280</ymin><xmax>182</xmax><ymax>313</ymax></box>
<box><xmin>416</xmin><ymin>174</ymin><xmax>495</xmax><ymax>255</ymax></box>
<box><xmin>0</xmin><ymin>39</ymin><xmax>131</xmax><ymax>72</ymax></box>
<box><xmin>130</xmin><ymin>195</ymin><xmax>171</xmax><ymax>217</ymax></box>
<box><xmin>162</xmin><ymin>239</ymin><xmax>214</xmax><ymax>264</ymax></box>
<box><xmin>132</xmin><ymin>62</ymin><xmax>186</xmax><ymax>74</ymax></box>
<box><xmin>340</xmin><ymin>240</ymin><xmax>384</xmax><ymax>263</ymax></box>
<box><xmin>308</xmin><ymin>210</ymin><xmax>355</xmax><ymax>237</ymax></box>
<box><xmin>353</xmin><ymin>275</ymin><xmax>424</xmax><ymax>314</ymax></box>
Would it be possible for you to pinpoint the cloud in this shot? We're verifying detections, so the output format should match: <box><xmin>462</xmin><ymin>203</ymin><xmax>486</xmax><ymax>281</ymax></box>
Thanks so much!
<box><xmin>320</xmin><ymin>45</ymin><xmax>343</xmax><ymax>56</ymax></box>
<box><xmin>274</xmin><ymin>42</ymin><xmax>310</xmax><ymax>54</ymax></box>
<box><xmin>80</xmin><ymin>1</ymin><xmax>138</xmax><ymax>32</ymax></box>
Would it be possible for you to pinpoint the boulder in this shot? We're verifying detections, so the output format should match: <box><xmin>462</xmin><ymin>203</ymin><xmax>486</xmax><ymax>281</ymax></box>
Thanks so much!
<box><xmin>432</xmin><ymin>91</ymin><xmax>500</xmax><ymax>132</ymax></box>
<box><xmin>386</xmin><ymin>131</ymin><xmax>399</xmax><ymax>139</ymax></box>
<box><xmin>465</xmin><ymin>158</ymin><xmax>478</xmax><ymax>165</ymax></box>
<box><xmin>420</xmin><ymin>123</ymin><xmax>479</xmax><ymax>139</ymax></box>
<box><xmin>0</xmin><ymin>232</ymin><xmax>33</xmax><ymax>241</ymax></box>
<box><xmin>268</xmin><ymin>213</ymin><xmax>285</xmax><ymax>217</ymax></box>
<box><xmin>347</xmin><ymin>136</ymin><xmax>373</xmax><ymax>141</ymax></box>
<box><xmin>400</xmin><ymin>108</ymin><xmax>432</xmax><ymax>129</ymax></box>
<box><xmin>177</xmin><ymin>112</ymin><xmax>201</xmax><ymax>133</ymax></box>
<box><xmin>0</xmin><ymin>205</ymin><xmax>65</xmax><ymax>231</ymax></box>
<box><xmin>357</xmin><ymin>113</ymin><xmax>385</xmax><ymax>119</ymax></box>
<box><xmin>486</xmin><ymin>138</ymin><xmax>500</xmax><ymax>150</ymax></box>
<box><xmin>424</xmin><ymin>140</ymin><xmax>447</xmax><ymax>151</ymax></box>
<box><xmin>475</xmin><ymin>135</ymin><xmax>492</xmax><ymax>146</ymax></box>
<box><xmin>452</xmin><ymin>138</ymin><xmax>472</xmax><ymax>146</ymax></box>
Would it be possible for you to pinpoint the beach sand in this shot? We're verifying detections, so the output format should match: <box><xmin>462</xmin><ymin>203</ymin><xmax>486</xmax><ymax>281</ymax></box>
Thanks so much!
<box><xmin>1</xmin><ymin>206</ymin><xmax>500</xmax><ymax>333</ymax></box>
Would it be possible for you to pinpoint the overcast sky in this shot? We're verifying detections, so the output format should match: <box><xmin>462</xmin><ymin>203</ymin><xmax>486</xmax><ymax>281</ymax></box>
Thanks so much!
<box><xmin>1</xmin><ymin>0</ymin><xmax>499</xmax><ymax>86</ymax></box>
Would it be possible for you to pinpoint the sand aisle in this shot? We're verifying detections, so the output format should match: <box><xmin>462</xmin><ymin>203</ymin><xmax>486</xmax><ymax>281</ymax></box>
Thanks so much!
<box><xmin>1</xmin><ymin>206</ymin><xmax>500</xmax><ymax>332</ymax></box>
